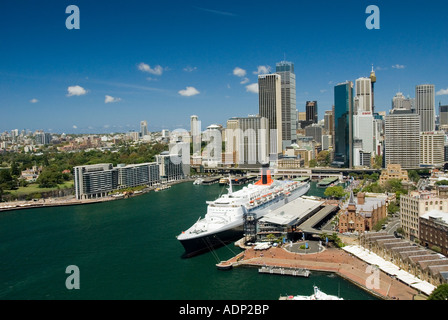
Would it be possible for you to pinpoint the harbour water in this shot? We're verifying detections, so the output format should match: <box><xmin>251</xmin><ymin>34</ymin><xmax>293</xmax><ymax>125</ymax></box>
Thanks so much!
<box><xmin>0</xmin><ymin>181</ymin><xmax>377</xmax><ymax>300</ymax></box>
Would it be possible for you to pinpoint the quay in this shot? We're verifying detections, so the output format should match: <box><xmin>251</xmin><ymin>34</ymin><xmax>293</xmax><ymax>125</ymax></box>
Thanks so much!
<box><xmin>216</xmin><ymin>239</ymin><xmax>423</xmax><ymax>300</ymax></box>
<box><xmin>0</xmin><ymin>178</ymin><xmax>194</xmax><ymax>213</ymax></box>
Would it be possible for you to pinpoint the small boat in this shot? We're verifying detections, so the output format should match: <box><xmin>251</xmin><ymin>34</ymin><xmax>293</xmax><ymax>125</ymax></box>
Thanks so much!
<box><xmin>281</xmin><ymin>286</ymin><xmax>343</xmax><ymax>300</ymax></box>
<box><xmin>193</xmin><ymin>178</ymin><xmax>204</xmax><ymax>185</ymax></box>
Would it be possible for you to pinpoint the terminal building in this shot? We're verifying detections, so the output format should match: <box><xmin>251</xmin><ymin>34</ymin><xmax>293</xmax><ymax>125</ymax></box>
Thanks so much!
<box><xmin>254</xmin><ymin>196</ymin><xmax>339</xmax><ymax>242</ymax></box>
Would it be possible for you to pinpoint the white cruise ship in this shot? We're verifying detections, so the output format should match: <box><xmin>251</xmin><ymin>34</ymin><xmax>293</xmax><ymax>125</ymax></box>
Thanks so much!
<box><xmin>177</xmin><ymin>165</ymin><xmax>310</xmax><ymax>257</ymax></box>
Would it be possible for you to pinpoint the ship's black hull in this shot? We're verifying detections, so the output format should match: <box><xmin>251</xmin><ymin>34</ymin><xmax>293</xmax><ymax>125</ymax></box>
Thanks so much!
<box><xmin>179</xmin><ymin>225</ymin><xmax>244</xmax><ymax>258</ymax></box>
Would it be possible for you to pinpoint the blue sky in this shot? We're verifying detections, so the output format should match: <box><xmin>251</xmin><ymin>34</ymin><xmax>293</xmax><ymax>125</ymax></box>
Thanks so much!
<box><xmin>1</xmin><ymin>0</ymin><xmax>447</xmax><ymax>134</ymax></box>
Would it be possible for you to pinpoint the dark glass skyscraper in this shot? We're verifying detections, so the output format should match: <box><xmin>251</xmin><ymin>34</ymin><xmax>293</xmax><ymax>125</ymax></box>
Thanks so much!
<box><xmin>306</xmin><ymin>101</ymin><xmax>318</xmax><ymax>124</ymax></box>
<box><xmin>332</xmin><ymin>81</ymin><xmax>354</xmax><ymax>168</ymax></box>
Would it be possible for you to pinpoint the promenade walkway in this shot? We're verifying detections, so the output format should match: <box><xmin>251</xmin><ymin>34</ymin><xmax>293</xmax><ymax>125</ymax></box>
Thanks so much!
<box><xmin>219</xmin><ymin>243</ymin><xmax>421</xmax><ymax>300</ymax></box>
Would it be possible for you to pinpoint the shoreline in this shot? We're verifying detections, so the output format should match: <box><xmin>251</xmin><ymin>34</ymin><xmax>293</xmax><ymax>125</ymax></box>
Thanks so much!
<box><xmin>0</xmin><ymin>178</ymin><xmax>195</xmax><ymax>213</ymax></box>
<box><xmin>218</xmin><ymin>243</ymin><xmax>422</xmax><ymax>300</ymax></box>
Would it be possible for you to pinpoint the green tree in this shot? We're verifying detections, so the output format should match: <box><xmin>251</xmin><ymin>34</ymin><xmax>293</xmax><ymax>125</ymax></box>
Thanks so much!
<box><xmin>308</xmin><ymin>159</ymin><xmax>318</xmax><ymax>168</ymax></box>
<box><xmin>428</xmin><ymin>284</ymin><xmax>448</xmax><ymax>300</ymax></box>
<box><xmin>373</xmin><ymin>155</ymin><xmax>383</xmax><ymax>169</ymax></box>
<box><xmin>316</xmin><ymin>150</ymin><xmax>331</xmax><ymax>166</ymax></box>
<box><xmin>36</xmin><ymin>168</ymin><xmax>64</xmax><ymax>188</ymax></box>
<box><xmin>0</xmin><ymin>169</ymin><xmax>17</xmax><ymax>190</ymax></box>
<box><xmin>387</xmin><ymin>201</ymin><xmax>399</xmax><ymax>215</ymax></box>
<box><xmin>362</xmin><ymin>182</ymin><xmax>385</xmax><ymax>193</ymax></box>
<box><xmin>408</xmin><ymin>170</ymin><xmax>420</xmax><ymax>183</ymax></box>
<box><xmin>324</xmin><ymin>186</ymin><xmax>346</xmax><ymax>199</ymax></box>
<box><xmin>11</xmin><ymin>161</ymin><xmax>21</xmax><ymax>177</ymax></box>
<box><xmin>435</xmin><ymin>180</ymin><xmax>448</xmax><ymax>186</ymax></box>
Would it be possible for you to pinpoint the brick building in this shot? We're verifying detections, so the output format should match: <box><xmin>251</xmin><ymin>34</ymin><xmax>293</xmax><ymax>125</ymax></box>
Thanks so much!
<box><xmin>420</xmin><ymin>210</ymin><xmax>448</xmax><ymax>256</ymax></box>
<box><xmin>338</xmin><ymin>192</ymin><xmax>387</xmax><ymax>233</ymax></box>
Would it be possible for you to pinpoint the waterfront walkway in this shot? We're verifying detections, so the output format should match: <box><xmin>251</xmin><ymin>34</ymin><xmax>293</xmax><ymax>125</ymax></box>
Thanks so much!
<box><xmin>0</xmin><ymin>179</ymin><xmax>194</xmax><ymax>212</ymax></box>
<box><xmin>219</xmin><ymin>242</ymin><xmax>421</xmax><ymax>300</ymax></box>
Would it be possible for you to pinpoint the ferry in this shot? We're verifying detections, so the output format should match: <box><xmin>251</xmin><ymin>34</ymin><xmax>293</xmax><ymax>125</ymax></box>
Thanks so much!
<box><xmin>177</xmin><ymin>164</ymin><xmax>310</xmax><ymax>257</ymax></box>
<box><xmin>281</xmin><ymin>286</ymin><xmax>343</xmax><ymax>300</ymax></box>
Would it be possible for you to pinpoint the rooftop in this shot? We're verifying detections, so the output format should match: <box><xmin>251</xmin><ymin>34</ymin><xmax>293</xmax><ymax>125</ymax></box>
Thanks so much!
<box><xmin>259</xmin><ymin>197</ymin><xmax>323</xmax><ymax>226</ymax></box>
<box><xmin>421</xmin><ymin>210</ymin><xmax>448</xmax><ymax>224</ymax></box>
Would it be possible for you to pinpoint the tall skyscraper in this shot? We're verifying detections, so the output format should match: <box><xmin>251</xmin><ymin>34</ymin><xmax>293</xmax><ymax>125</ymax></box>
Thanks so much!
<box><xmin>258</xmin><ymin>74</ymin><xmax>282</xmax><ymax>154</ymax></box>
<box><xmin>306</xmin><ymin>101</ymin><xmax>318</xmax><ymax>124</ymax></box>
<box><xmin>355</xmin><ymin>77</ymin><xmax>372</xmax><ymax>114</ymax></box>
<box><xmin>332</xmin><ymin>81</ymin><xmax>354</xmax><ymax>168</ymax></box>
<box><xmin>225</xmin><ymin>115</ymin><xmax>269</xmax><ymax>165</ymax></box>
<box><xmin>275</xmin><ymin>61</ymin><xmax>297</xmax><ymax>148</ymax></box>
<box><xmin>190</xmin><ymin>115</ymin><xmax>199</xmax><ymax>137</ymax></box>
<box><xmin>369</xmin><ymin>66</ymin><xmax>376</xmax><ymax>114</ymax></box>
<box><xmin>384</xmin><ymin>110</ymin><xmax>420</xmax><ymax>169</ymax></box>
<box><xmin>353</xmin><ymin>113</ymin><xmax>374</xmax><ymax>153</ymax></box>
<box><xmin>140</xmin><ymin>120</ymin><xmax>148</xmax><ymax>137</ymax></box>
<box><xmin>190</xmin><ymin>115</ymin><xmax>201</xmax><ymax>156</ymax></box>
<box><xmin>324</xmin><ymin>110</ymin><xmax>334</xmax><ymax>136</ymax></box>
<box><xmin>416</xmin><ymin>84</ymin><xmax>435</xmax><ymax>132</ymax></box>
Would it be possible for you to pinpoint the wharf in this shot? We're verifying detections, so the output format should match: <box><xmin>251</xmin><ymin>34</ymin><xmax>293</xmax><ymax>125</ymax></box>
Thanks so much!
<box><xmin>202</xmin><ymin>176</ymin><xmax>223</xmax><ymax>185</ymax></box>
<box><xmin>217</xmin><ymin>243</ymin><xmax>421</xmax><ymax>300</ymax></box>
<box><xmin>317</xmin><ymin>177</ymin><xmax>339</xmax><ymax>187</ymax></box>
<box><xmin>293</xmin><ymin>177</ymin><xmax>310</xmax><ymax>182</ymax></box>
<box><xmin>258</xmin><ymin>266</ymin><xmax>310</xmax><ymax>277</ymax></box>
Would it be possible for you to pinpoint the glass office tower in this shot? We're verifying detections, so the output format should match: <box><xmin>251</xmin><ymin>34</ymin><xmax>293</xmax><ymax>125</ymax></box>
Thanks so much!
<box><xmin>332</xmin><ymin>81</ymin><xmax>354</xmax><ymax>168</ymax></box>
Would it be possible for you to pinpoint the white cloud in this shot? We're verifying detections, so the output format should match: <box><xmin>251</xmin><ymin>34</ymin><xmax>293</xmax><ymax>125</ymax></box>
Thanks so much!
<box><xmin>320</xmin><ymin>89</ymin><xmax>327</xmax><ymax>93</ymax></box>
<box><xmin>138</xmin><ymin>62</ymin><xmax>163</xmax><ymax>75</ymax></box>
<box><xmin>233</xmin><ymin>67</ymin><xmax>246</xmax><ymax>77</ymax></box>
<box><xmin>29</xmin><ymin>98</ymin><xmax>38</xmax><ymax>103</ymax></box>
<box><xmin>246</xmin><ymin>83</ymin><xmax>258</xmax><ymax>94</ymax></box>
<box><xmin>240</xmin><ymin>77</ymin><xmax>249</xmax><ymax>84</ymax></box>
<box><xmin>195</xmin><ymin>7</ymin><xmax>237</xmax><ymax>17</ymax></box>
<box><xmin>392</xmin><ymin>64</ymin><xmax>405</xmax><ymax>69</ymax></box>
<box><xmin>178</xmin><ymin>86</ymin><xmax>200</xmax><ymax>97</ymax></box>
<box><xmin>183</xmin><ymin>66</ymin><xmax>197</xmax><ymax>72</ymax></box>
<box><xmin>105</xmin><ymin>95</ymin><xmax>122</xmax><ymax>103</ymax></box>
<box><xmin>72</xmin><ymin>125</ymin><xmax>78</xmax><ymax>129</ymax></box>
<box><xmin>253</xmin><ymin>65</ymin><xmax>271</xmax><ymax>75</ymax></box>
<box><xmin>67</xmin><ymin>85</ymin><xmax>87</xmax><ymax>97</ymax></box>
<box><xmin>436</xmin><ymin>88</ymin><xmax>448</xmax><ymax>96</ymax></box>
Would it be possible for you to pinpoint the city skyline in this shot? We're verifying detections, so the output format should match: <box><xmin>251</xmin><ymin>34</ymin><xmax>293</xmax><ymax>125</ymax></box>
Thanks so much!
<box><xmin>1</xmin><ymin>1</ymin><xmax>448</xmax><ymax>134</ymax></box>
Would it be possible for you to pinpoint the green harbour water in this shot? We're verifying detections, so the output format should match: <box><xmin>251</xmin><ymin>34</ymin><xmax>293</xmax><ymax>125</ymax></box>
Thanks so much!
<box><xmin>0</xmin><ymin>181</ymin><xmax>378</xmax><ymax>300</ymax></box>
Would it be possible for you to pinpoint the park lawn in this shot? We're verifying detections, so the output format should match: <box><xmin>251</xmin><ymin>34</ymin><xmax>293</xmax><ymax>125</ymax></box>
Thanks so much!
<box><xmin>7</xmin><ymin>182</ymin><xmax>74</xmax><ymax>196</ymax></box>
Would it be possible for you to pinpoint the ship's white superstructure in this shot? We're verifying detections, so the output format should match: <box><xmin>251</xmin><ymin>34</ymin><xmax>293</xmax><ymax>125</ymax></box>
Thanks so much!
<box><xmin>177</xmin><ymin>166</ymin><xmax>310</xmax><ymax>256</ymax></box>
<box><xmin>284</xmin><ymin>286</ymin><xmax>343</xmax><ymax>300</ymax></box>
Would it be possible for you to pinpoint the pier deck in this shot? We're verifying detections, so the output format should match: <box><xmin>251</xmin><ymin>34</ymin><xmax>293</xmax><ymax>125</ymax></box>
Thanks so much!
<box><xmin>258</xmin><ymin>266</ymin><xmax>310</xmax><ymax>277</ymax></box>
<box><xmin>217</xmin><ymin>244</ymin><xmax>420</xmax><ymax>300</ymax></box>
